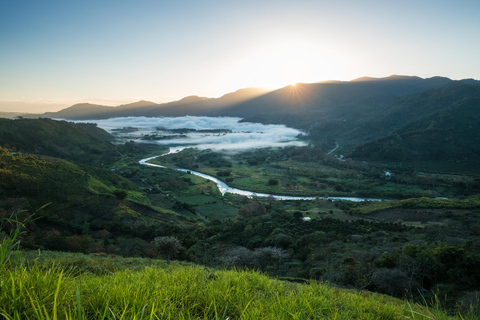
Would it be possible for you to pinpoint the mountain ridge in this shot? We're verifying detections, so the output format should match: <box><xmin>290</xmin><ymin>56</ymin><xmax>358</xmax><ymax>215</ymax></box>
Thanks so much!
<box><xmin>34</xmin><ymin>87</ymin><xmax>268</xmax><ymax>120</ymax></box>
<box><xmin>18</xmin><ymin>75</ymin><xmax>480</xmax><ymax>164</ymax></box>
<box><xmin>32</xmin><ymin>75</ymin><xmax>479</xmax><ymax>121</ymax></box>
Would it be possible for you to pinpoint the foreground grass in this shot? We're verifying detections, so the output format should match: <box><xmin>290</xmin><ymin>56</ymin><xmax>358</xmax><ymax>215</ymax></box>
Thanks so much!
<box><xmin>0</xmin><ymin>251</ymin><xmax>471</xmax><ymax>319</ymax></box>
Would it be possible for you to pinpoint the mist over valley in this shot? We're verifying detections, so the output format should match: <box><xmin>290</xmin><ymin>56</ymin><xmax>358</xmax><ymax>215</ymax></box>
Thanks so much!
<box><xmin>73</xmin><ymin>116</ymin><xmax>306</xmax><ymax>151</ymax></box>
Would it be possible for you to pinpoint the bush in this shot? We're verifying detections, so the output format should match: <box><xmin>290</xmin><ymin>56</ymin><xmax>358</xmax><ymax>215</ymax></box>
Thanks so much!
<box><xmin>152</xmin><ymin>236</ymin><xmax>183</xmax><ymax>264</ymax></box>
<box><xmin>217</xmin><ymin>170</ymin><xmax>231</xmax><ymax>177</ymax></box>
<box><xmin>113</xmin><ymin>189</ymin><xmax>128</xmax><ymax>200</ymax></box>
<box><xmin>268</xmin><ymin>179</ymin><xmax>279</xmax><ymax>186</ymax></box>
<box><xmin>371</xmin><ymin>268</ymin><xmax>412</xmax><ymax>297</ymax></box>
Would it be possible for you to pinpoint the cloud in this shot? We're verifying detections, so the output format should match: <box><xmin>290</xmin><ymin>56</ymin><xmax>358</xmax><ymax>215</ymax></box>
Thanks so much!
<box><xmin>74</xmin><ymin>116</ymin><xmax>306</xmax><ymax>151</ymax></box>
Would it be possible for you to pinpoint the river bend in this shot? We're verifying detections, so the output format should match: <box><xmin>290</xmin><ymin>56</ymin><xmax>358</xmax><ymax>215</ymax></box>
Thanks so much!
<box><xmin>139</xmin><ymin>147</ymin><xmax>383</xmax><ymax>202</ymax></box>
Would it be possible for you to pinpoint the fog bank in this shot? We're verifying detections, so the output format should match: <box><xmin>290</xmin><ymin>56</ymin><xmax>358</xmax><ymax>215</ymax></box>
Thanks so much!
<box><xmin>74</xmin><ymin>116</ymin><xmax>306</xmax><ymax>151</ymax></box>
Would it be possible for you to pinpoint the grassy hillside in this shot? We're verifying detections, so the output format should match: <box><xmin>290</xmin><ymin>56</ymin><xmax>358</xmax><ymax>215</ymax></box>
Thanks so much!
<box><xmin>0</xmin><ymin>146</ymin><xmax>198</xmax><ymax>256</ymax></box>
<box><xmin>0</xmin><ymin>118</ymin><xmax>121</xmax><ymax>166</ymax></box>
<box><xmin>0</xmin><ymin>250</ymin><xmax>471</xmax><ymax>319</ymax></box>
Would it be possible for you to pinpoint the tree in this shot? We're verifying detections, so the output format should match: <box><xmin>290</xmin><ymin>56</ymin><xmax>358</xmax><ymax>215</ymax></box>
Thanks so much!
<box><xmin>221</xmin><ymin>246</ymin><xmax>255</xmax><ymax>268</ymax></box>
<box><xmin>371</xmin><ymin>268</ymin><xmax>412</xmax><ymax>297</ymax></box>
<box><xmin>113</xmin><ymin>189</ymin><xmax>128</xmax><ymax>200</ymax></box>
<box><xmin>152</xmin><ymin>236</ymin><xmax>182</xmax><ymax>264</ymax></box>
<box><xmin>268</xmin><ymin>178</ymin><xmax>279</xmax><ymax>186</ymax></box>
<box><xmin>253</xmin><ymin>246</ymin><xmax>288</xmax><ymax>271</ymax></box>
<box><xmin>293</xmin><ymin>211</ymin><xmax>303</xmax><ymax>221</ymax></box>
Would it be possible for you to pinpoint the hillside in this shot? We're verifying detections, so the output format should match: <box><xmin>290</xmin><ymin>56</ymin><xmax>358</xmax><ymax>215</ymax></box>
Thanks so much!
<box><xmin>349</xmin><ymin>82</ymin><xmax>480</xmax><ymax>164</ymax></box>
<box><xmin>0</xmin><ymin>118</ymin><xmax>121</xmax><ymax>166</ymax></box>
<box><xmin>1</xmin><ymin>251</ymin><xmax>467</xmax><ymax>319</ymax></box>
<box><xmin>1</xmin><ymin>117</ymin><xmax>480</xmax><ymax>313</ymax></box>
<box><xmin>0</xmin><ymin>146</ymin><xmax>198</xmax><ymax>256</ymax></box>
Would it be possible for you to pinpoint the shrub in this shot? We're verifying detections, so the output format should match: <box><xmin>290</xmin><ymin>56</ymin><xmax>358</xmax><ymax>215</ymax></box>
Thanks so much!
<box><xmin>217</xmin><ymin>170</ymin><xmax>231</xmax><ymax>177</ymax></box>
<box><xmin>371</xmin><ymin>268</ymin><xmax>412</xmax><ymax>297</ymax></box>
<box><xmin>152</xmin><ymin>236</ymin><xmax>183</xmax><ymax>264</ymax></box>
<box><xmin>268</xmin><ymin>179</ymin><xmax>279</xmax><ymax>186</ymax></box>
<box><xmin>113</xmin><ymin>189</ymin><xmax>128</xmax><ymax>200</ymax></box>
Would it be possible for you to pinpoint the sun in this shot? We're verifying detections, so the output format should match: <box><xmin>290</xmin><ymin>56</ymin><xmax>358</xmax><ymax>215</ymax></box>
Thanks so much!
<box><xmin>230</xmin><ymin>38</ymin><xmax>346</xmax><ymax>89</ymax></box>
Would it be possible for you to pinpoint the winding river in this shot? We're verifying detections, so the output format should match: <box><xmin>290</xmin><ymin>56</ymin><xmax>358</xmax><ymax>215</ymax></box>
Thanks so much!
<box><xmin>139</xmin><ymin>147</ymin><xmax>383</xmax><ymax>202</ymax></box>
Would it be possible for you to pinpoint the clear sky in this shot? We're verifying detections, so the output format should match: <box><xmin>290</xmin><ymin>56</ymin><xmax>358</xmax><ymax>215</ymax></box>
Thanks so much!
<box><xmin>1</xmin><ymin>0</ymin><xmax>480</xmax><ymax>112</ymax></box>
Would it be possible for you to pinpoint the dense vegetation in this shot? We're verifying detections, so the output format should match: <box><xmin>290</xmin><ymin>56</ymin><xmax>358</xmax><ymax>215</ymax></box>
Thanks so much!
<box><xmin>0</xmin><ymin>118</ymin><xmax>120</xmax><ymax>166</ymax></box>
<box><xmin>2</xmin><ymin>117</ymin><xmax>480</xmax><ymax>316</ymax></box>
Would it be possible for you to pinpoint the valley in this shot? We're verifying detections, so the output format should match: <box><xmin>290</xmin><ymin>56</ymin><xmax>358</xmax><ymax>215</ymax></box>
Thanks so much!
<box><xmin>4</xmin><ymin>0</ymin><xmax>480</xmax><ymax>317</ymax></box>
<box><xmin>1</xmin><ymin>77</ymin><xmax>480</xmax><ymax>318</ymax></box>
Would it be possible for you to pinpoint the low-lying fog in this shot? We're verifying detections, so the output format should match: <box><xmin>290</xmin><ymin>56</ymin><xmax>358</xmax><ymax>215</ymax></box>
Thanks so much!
<box><xmin>75</xmin><ymin>116</ymin><xmax>306</xmax><ymax>151</ymax></box>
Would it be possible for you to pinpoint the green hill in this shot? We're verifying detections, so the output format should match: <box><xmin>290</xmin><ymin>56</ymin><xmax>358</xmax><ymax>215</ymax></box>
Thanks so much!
<box><xmin>0</xmin><ymin>118</ymin><xmax>121</xmax><ymax>166</ymax></box>
<box><xmin>0</xmin><ymin>146</ymin><xmax>197</xmax><ymax>256</ymax></box>
<box><xmin>349</xmin><ymin>82</ymin><xmax>480</xmax><ymax>164</ymax></box>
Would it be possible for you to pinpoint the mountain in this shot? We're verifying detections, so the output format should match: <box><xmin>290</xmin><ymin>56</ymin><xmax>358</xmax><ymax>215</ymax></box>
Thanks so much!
<box><xmin>34</xmin><ymin>75</ymin><xmax>480</xmax><ymax>163</ymax></box>
<box><xmin>349</xmin><ymin>82</ymin><xmax>480</xmax><ymax>162</ymax></box>
<box><xmin>0</xmin><ymin>111</ymin><xmax>25</xmax><ymax>119</ymax></box>
<box><xmin>39</xmin><ymin>75</ymin><xmax>454</xmax><ymax>123</ymax></box>
<box><xmin>222</xmin><ymin>75</ymin><xmax>453</xmax><ymax>121</ymax></box>
<box><xmin>140</xmin><ymin>88</ymin><xmax>270</xmax><ymax>117</ymax></box>
<box><xmin>303</xmin><ymin>80</ymin><xmax>480</xmax><ymax>147</ymax></box>
<box><xmin>116</xmin><ymin>100</ymin><xmax>158</xmax><ymax>109</ymax></box>
<box><xmin>42</xmin><ymin>103</ymin><xmax>113</xmax><ymax>119</ymax></box>
<box><xmin>40</xmin><ymin>88</ymin><xmax>268</xmax><ymax>119</ymax></box>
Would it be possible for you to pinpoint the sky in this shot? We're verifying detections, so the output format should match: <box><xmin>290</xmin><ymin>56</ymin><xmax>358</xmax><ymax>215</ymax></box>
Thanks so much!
<box><xmin>1</xmin><ymin>0</ymin><xmax>480</xmax><ymax>113</ymax></box>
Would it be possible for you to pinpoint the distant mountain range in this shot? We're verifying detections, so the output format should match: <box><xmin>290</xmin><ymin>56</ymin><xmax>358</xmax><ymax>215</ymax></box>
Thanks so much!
<box><xmin>13</xmin><ymin>75</ymin><xmax>480</xmax><ymax>163</ymax></box>
<box><xmin>37</xmin><ymin>87</ymin><xmax>269</xmax><ymax>120</ymax></box>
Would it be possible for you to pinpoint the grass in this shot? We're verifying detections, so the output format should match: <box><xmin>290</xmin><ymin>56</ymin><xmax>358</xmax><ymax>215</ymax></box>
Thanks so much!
<box><xmin>87</xmin><ymin>177</ymin><xmax>113</xmax><ymax>195</ymax></box>
<box><xmin>126</xmin><ymin>190</ymin><xmax>152</xmax><ymax>206</ymax></box>
<box><xmin>176</xmin><ymin>195</ymin><xmax>238</xmax><ymax>220</ymax></box>
<box><xmin>0</xmin><ymin>250</ymin><xmax>474</xmax><ymax>319</ymax></box>
<box><xmin>350</xmin><ymin>195</ymin><xmax>480</xmax><ymax>215</ymax></box>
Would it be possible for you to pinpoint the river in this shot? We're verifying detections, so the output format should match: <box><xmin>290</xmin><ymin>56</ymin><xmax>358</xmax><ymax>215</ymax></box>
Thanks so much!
<box><xmin>139</xmin><ymin>147</ymin><xmax>383</xmax><ymax>202</ymax></box>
